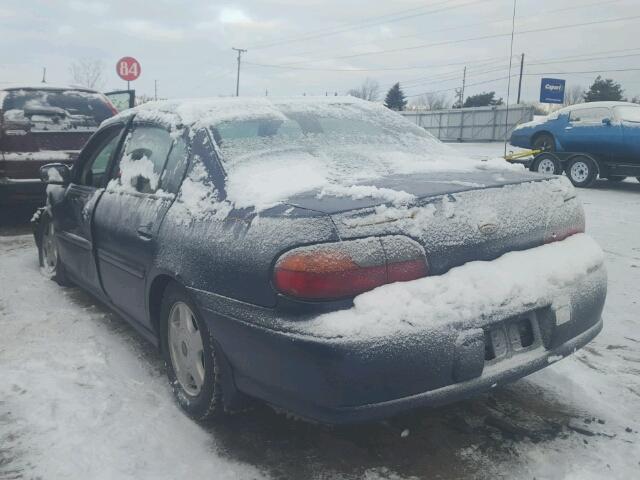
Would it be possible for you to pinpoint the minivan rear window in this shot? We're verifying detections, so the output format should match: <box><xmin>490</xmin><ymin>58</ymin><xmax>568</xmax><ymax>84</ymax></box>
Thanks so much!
<box><xmin>2</xmin><ymin>89</ymin><xmax>114</xmax><ymax>130</ymax></box>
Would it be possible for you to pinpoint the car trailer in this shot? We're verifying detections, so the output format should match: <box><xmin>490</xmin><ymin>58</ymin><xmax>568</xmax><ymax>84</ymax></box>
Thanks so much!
<box><xmin>505</xmin><ymin>149</ymin><xmax>640</xmax><ymax>188</ymax></box>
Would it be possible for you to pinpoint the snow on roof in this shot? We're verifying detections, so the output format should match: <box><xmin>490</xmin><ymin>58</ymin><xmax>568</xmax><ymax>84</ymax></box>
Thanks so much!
<box><xmin>0</xmin><ymin>82</ymin><xmax>98</xmax><ymax>93</ymax></box>
<box><xmin>559</xmin><ymin>101</ymin><xmax>637</xmax><ymax>112</ymax></box>
<box><xmin>111</xmin><ymin>96</ymin><xmax>525</xmax><ymax>215</ymax></box>
<box><xmin>114</xmin><ymin>96</ymin><xmax>382</xmax><ymax>128</ymax></box>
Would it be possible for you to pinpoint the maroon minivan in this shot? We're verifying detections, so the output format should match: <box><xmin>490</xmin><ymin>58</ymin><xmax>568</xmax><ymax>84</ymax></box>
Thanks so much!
<box><xmin>0</xmin><ymin>84</ymin><xmax>120</xmax><ymax>206</ymax></box>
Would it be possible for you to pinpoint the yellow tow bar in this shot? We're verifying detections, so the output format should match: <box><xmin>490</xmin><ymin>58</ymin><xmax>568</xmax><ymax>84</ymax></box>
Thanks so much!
<box><xmin>504</xmin><ymin>149</ymin><xmax>544</xmax><ymax>162</ymax></box>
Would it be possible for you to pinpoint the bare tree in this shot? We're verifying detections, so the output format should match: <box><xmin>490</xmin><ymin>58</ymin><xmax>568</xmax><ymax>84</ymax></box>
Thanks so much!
<box><xmin>411</xmin><ymin>92</ymin><xmax>450</xmax><ymax>110</ymax></box>
<box><xmin>563</xmin><ymin>85</ymin><xmax>584</xmax><ymax>106</ymax></box>
<box><xmin>69</xmin><ymin>59</ymin><xmax>105</xmax><ymax>90</ymax></box>
<box><xmin>347</xmin><ymin>78</ymin><xmax>380</xmax><ymax>102</ymax></box>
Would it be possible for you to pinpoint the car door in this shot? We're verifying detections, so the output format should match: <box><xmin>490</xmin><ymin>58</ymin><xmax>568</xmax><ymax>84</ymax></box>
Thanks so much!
<box><xmin>561</xmin><ymin>107</ymin><xmax>621</xmax><ymax>159</ymax></box>
<box><xmin>614</xmin><ymin>105</ymin><xmax>640</xmax><ymax>164</ymax></box>
<box><xmin>53</xmin><ymin>122</ymin><xmax>126</xmax><ymax>294</ymax></box>
<box><xmin>104</xmin><ymin>90</ymin><xmax>135</xmax><ymax>112</ymax></box>
<box><xmin>93</xmin><ymin>123</ymin><xmax>189</xmax><ymax>328</ymax></box>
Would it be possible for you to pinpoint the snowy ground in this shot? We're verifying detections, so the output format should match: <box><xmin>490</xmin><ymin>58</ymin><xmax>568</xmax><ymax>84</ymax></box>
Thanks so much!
<box><xmin>1</xmin><ymin>142</ymin><xmax>639</xmax><ymax>479</ymax></box>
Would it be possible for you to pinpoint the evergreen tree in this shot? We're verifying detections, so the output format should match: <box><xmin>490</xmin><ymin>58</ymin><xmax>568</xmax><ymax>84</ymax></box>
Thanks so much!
<box><xmin>463</xmin><ymin>91</ymin><xmax>503</xmax><ymax>108</ymax></box>
<box><xmin>583</xmin><ymin>76</ymin><xmax>625</xmax><ymax>102</ymax></box>
<box><xmin>384</xmin><ymin>83</ymin><xmax>407</xmax><ymax>111</ymax></box>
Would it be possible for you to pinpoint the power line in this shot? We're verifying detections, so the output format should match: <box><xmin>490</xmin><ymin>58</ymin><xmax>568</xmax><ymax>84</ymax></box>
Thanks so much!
<box><xmin>295</xmin><ymin>14</ymin><xmax>640</xmax><ymax>63</ymax></box>
<box><xmin>245</xmin><ymin>46</ymin><xmax>640</xmax><ymax>75</ymax></box>
<box><xmin>525</xmin><ymin>68</ymin><xmax>640</xmax><ymax>76</ymax></box>
<box><xmin>528</xmin><ymin>52</ymin><xmax>640</xmax><ymax>67</ymax></box>
<box><xmin>274</xmin><ymin>0</ymin><xmax>626</xmax><ymax>65</ymax></box>
<box><xmin>244</xmin><ymin>55</ymin><xmax>509</xmax><ymax>73</ymax></box>
<box><xmin>248</xmin><ymin>0</ymin><xmax>483</xmax><ymax>50</ymax></box>
<box><xmin>406</xmin><ymin>67</ymin><xmax>640</xmax><ymax>98</ymax></box>
<box><xmin>246</xmin><ymin>0</ymin><xmax>457</xmax><ymax>49</ymax></box>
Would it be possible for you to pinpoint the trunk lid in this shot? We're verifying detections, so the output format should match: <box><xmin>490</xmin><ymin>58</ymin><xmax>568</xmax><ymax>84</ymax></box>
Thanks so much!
<box><xmin>286</xmin><ymin>171</ymin><xmax>583</xmax><ymax>275</ymax></box>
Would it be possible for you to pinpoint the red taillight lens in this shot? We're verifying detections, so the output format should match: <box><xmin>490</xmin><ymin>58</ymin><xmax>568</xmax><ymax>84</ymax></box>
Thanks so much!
<box><xmin>273</xmin><ymin>237</ymin><xmax>428</xmax><ymax>300</ymax></box>
<box><xmin>544</xmin><ymin>209</ymin><xmax>586</xmax><ymax>244</ymax></box>
<box><xmin>545</xmin><ymin>226</ymin><xmax>584</xmax><ymax>243</ymax></box>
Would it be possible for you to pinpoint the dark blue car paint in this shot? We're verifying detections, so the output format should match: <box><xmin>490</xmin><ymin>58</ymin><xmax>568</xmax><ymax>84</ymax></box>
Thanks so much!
<box><xmin>38</xmin><ymin>111</ymin><xmax>607</xmax><ymax>424</ymax></box>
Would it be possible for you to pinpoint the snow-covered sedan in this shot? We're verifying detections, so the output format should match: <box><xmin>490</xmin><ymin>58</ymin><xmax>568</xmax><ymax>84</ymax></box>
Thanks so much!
<box><xmin>33</xmin><ymin>97</ymin><xmax>607</xmax><ymax>424</ymax></box>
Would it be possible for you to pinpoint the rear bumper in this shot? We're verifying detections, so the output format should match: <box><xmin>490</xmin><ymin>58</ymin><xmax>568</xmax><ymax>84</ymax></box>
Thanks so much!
<box><xmin>190</xmin><ymin>240</ymin><xmax>607</xmax><ymax>424</ymax></box>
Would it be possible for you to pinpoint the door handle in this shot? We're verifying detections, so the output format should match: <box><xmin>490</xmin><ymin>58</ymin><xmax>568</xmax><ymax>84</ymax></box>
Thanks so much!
<box><xmin>136</xmin><ymin>224</ymin><xmax>153</xmax><ymax>241</ymax></box>
<box><xmin>565</xmin><ymin>126</ymin><xmax>573</xmax><ymax>130</ymax></box>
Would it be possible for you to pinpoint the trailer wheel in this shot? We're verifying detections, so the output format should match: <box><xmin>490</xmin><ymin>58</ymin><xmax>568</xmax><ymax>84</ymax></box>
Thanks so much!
<box><xmin>566</xmin><ymin>155</ymin><xmax>598</xmax><ymax>188</ymax></box>
<box><xmin>531</xmin><ymin>153</ymin><xmax>562</xmax><ymax>175</ymax></box>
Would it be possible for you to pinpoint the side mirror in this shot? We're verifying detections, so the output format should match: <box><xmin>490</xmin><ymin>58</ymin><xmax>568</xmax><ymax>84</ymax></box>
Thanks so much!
<box><xmin>602</xmin><ymin>117</ymin><xmax>612</xmax><ymax>126</ymax></box>
<box><xmin>40</xmin><ymin>163</ymin><xmax>71</xmax><ymax>185</ymax></box>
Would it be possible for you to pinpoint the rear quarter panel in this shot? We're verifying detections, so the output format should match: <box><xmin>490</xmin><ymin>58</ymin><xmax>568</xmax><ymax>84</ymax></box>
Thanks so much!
<box><xmin>154</xmin><ymin>206</ymin><xmax>339</xmax><ymax>308</ymax></box>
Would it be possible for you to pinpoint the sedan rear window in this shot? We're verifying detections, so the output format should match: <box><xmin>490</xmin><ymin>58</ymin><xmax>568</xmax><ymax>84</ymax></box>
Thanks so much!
<box><xmin>2</xmin><ymin>89</ymin><xmax>114</xmax><ymax>130</ymax></box>
<box><xmin>209</xmin><ymin>103</ymin><xmax>449</xmax><ymax>182</ymax></box>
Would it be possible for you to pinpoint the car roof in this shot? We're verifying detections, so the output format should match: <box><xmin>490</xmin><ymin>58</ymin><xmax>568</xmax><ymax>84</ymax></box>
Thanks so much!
<box><xmin>0</xmin><ymin>82</ymin><xmax>99</xmax><ymax>93</ymax></box>
<box><xmin>560</xmin><ymin>101</ymin><xmax>637</xmax><ymax>113</ymax></box>
<box><xmin>111</xmin><ymin>95</ymin><xmax>380</xmax><ymax>130</ymax></box>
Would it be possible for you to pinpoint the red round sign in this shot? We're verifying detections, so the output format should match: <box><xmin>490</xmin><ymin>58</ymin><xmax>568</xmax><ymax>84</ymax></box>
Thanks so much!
<box><xmin>116</xmin><ymin>56</ymin><xmax>141</xmax><ymax>81</ymax></box>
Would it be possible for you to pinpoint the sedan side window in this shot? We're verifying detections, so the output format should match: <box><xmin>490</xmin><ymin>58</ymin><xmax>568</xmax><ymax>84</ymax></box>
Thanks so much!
<box><xmin>79</xmin><ymin>127</ymin><xmax>123</xmax><ymax>188</ymax></box>
<box><xmin>569</xmin><ymin>108</ymin><xmax>611</xmax><ymax>124</ymax></box>
<box><xmin>159</xmin><ymin>137</ymin><xmax>189</xmax><ymax>194</ymax></box>
<box><xmin>110</xmin><ymin>125</ymin><xmax>173</xmax><ymax>194</ymax></box>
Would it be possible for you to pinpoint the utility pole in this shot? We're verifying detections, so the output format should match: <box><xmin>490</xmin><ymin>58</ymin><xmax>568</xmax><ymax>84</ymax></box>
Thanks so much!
<box><xmin>232</xmin><ymin>47</ymin><xmax>247</xmax><ymax>97</ymax></box>
<box><xmin>516</xmin><ymin>53</ymin><xmax>524</xmax><ymax>104</ymax></box>
<box><xmin>458</xmin><ymin>66</ymin><xmax>467</xmax><ymax>140</ymax></box>
<box><xmin>459</xmin><ymin>66</ymin><xmax>467</xmax><ymax>107</ymax></box>
<box><xmin>41</xmin><ymin>67</ymin><xmax>46</xmax><ymax>83</ymax></box>
<box><xmin>154</xmin><ymin>80</ymin><xmax>158</xmax><ymax>101</ymax></box>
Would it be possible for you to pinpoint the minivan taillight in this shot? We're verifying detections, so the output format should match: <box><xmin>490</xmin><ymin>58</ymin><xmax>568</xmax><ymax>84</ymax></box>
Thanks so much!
<box><xmin>273</xmin><ymin>237</ymin><xmax>428</xmax><ymax>300</ymax></box>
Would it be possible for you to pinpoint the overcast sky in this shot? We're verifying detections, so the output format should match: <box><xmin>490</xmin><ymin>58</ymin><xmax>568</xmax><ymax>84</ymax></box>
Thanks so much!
<box><xmin>1</xmin><ymin>0</ymin><xmax>639</xmax><ymax>103</ymax></box>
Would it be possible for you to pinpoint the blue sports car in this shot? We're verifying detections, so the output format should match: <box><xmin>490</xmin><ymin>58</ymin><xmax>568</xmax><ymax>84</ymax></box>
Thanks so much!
<box><xmin>510</xmin><ymin>101</ymin><xmax>640</xmax><ymax>186</ymax></box>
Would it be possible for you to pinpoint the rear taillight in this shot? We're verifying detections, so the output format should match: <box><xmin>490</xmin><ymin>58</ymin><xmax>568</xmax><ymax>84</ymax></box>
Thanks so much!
<box><xmin>544</xmin><ymin>208</ymin><xmax>585</xmax><ymax>244</ymax></box>
<box><xmin>273</xmin><ymin>237</ymin><xmax>428</xmax><ymax>300</ymax></box>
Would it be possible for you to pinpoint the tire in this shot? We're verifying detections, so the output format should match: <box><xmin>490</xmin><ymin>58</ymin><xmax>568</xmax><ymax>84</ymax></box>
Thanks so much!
<box><xmin>532</xmin><ymin>133</ymin><xmax>555</xmax><ymax>152</ymax></box>
<box><xmin>566</xmin><ymin>155</ymin><xmax>598</xmax><ymax>188</ymax></box>
<box><xmin>160</xmin><ymin>283</ymin><xmax>223</xmax><ymax>421</ymax></box>
<box><xmin>37</xmin><ymin>214</ymin><xmax>71</xmax><ymax>286</ymax></box>
<box><xmin>604</xmin><ymin>176</ymin><xmax>626</xmax><ymax>182</ymax></box>
<box><xmin>531</xmin><ymin>153</ymin><xmax>562</xmax><ymax>175</ymax></box>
